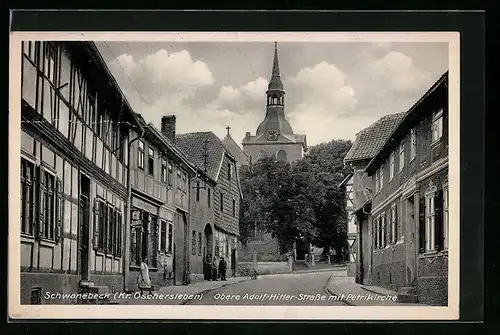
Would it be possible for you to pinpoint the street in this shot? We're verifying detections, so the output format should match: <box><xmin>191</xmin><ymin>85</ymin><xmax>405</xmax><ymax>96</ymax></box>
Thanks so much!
<box><xmin>187</xmin><ymin>270</ymin><xmax>346</xmax><ymax>306</ymax></box>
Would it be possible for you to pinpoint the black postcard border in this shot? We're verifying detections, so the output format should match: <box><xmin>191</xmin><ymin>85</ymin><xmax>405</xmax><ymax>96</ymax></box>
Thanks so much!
<box><xmin>6</xmin><ymin>9</ymin><xmax>488</xmax><ymax>329</ymax></box>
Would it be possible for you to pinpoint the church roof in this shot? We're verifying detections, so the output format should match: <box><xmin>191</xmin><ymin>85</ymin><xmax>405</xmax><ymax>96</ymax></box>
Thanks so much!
<box><xmin>267</xmin><ymin>42</ymin><xmax>284</xmax><ymax>92</ymax></box>
<box><xmin>344</xmin><ymin>112</ymin><xmax>406</xmax><ymax>163</ymax></box>
<box><xmin>255</xmin><ymin>110</ymin><xmax>294</xmax><ymax>136</ymax></box>
<box><xmin>222</xmin><ymin>133</ymin><xmax>250</xmax><ymax>167</ymax></box>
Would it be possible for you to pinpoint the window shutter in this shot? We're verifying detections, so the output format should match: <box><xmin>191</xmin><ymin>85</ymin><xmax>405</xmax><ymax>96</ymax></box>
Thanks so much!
<box><xmin>419</xmin><ymin>197</ymin><xmax>426</xmax><ymax>253</ymax></box>
<box><xmin>394</xmin><ymin>204</ymin><xmax>398</xmax><ymax>243</ymax></box>
<box><xmin>117</xmin><ymin>213</ymin><xmax>122</xmax><ymax>257</ymax></box>
<box><xmin>93</xmin><ymin>198</ymin><xmax>100</xmax><ymax>249</ymax></box>
<box><xmin>37</xmin><ymin>166</ymin><xmax>46</xmax><ymax>240</ymax></box>
<box><xmin>55</xmin><ymin>177</ymin><xmax>63</xmax><ymax>243</ymax></box>
<box><xmin>434</xmin><ymin>190</ymin><xmax>444</xmax><ymax>251</ymax></box>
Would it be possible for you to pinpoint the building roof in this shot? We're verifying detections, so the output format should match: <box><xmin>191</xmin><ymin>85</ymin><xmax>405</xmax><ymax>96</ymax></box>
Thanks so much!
<box><xmin>222</xmin><ymin>133</ymin><xmax>250</xmax><ymax>166</ymax></box>
<box><xmin>175</xmin><ymin>131</ymin><xmax>238</xmax><ymax>181</ymax></box>
<box><xmin>344</xmin><ymin>112</ymin><xmax>406</xmax><ymax>163</ymax></box>
<box><xmin>364</xmin><ymin>71</ymin><xmax>448</xmax><ymax>175</ymax></box>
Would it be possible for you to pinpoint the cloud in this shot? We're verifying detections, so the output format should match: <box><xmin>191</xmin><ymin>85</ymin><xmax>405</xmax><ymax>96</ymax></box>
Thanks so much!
<box><xmin>367</xmin><ymin>51</ymin><xmax>432</xmax><ymax>92</ymax></box>
<box><xmin>208</xmin><ymin>77</ymin><xmax>268</xmax><ymax>114</ymax></box>
<box><xmin>109</xmin><ymin>49</ymin><xmax>215</xmax><ymax>125</ymax></box>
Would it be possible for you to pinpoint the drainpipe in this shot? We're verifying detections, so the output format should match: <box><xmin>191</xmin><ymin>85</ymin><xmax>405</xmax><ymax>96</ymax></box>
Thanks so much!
<box><xmin>123</xmin><ymin>128</ymin><xmax>143</xmax><ymax>292</ymax></box>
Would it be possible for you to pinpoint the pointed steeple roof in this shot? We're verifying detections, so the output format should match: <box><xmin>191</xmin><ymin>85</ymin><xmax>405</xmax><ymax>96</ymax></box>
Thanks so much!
<box><xmin>267</xmin><ymin>42</ymin><xmax>284</xmax><ymax>92</ymax></box>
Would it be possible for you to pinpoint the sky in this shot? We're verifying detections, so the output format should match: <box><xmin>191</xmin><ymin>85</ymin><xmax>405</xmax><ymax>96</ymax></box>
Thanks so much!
<box><xmin>96</xmin><ymin>40</ymin><xmax>448</xmax><ymax>147</ymax></box>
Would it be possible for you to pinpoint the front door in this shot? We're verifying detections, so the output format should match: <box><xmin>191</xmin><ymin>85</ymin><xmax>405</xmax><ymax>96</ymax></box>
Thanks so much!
<box><xmin>78</xmin><ymin>195</ymin><xmax>90</xmax><ymax>280</ymax></box>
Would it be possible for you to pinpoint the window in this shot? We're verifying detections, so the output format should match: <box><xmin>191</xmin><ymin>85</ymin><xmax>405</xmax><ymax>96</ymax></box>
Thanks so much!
<box><xmin>168</xmin><ymin>222</ymin><xmax>173</xmax><ymax>253</ymax></box>
<box><xmin>176</xmin><ymin>169</ymin><xmax>182</xmax><ymax>190</ymax></box>
<box><xmin>44</xmin><ymin>42</ymin><xmax>57</xmax><ymax>84</ymax></box>
<box><xmin>192</xmin><ymin>230</ymin><xmax>197</xmax><ymax>255</ymax></box>
<box><xmin>425</xmin><ymin>195</ymin><xmax>435</xmax><ymax>252</ymax></box>
<box><xmin>410</xmin><ymin>128</ymin><xmax>417</xmax><ymax>161</ymax></box>
<box><xmin>198</xmin><ymin>232</ymin><xmax>202</xmax><ymax>255</ymax></box>
<box><xmin>42</xmin><ymin>171</ymin><xmax>56</xmax><ymax>241</ymax></box>
<box><xmin>390</xmin><ymin>204</ymin><xmax>397</xmax><ymax>244</ymax></box>
<box><xmin>167</xmin><ymin>163</ymin><xmax>173</xmax><ymax>186</ymax></box>
<box><xmin>21</xmin><ymin>159</ymin><xmax>35</xmax><ymax>236</ymax></box>
<box><xmin>443</xmin><ymin>185</ymin><xmax>449</xmax><ymax>250</ymax></box>
<box><xmin>432</xmin><ymin>109</ymin><xmax>444</xmax><ymax>143</ymax></box>
<box><xmin>138</xmin><ymin>140</ymin><xmax>145</xmax><ymax>170</ymax></box>
<box><xmin>228</xmin><ymin>163</ymin><xmax>232</xmax><ymax>180</ymax></box>
<box><xmin>182</xmin><ymin>172</ymin><xmax>187</xmax><ymax>192</ymax></box>
<box><xmin>381</xmin><ymin>213</ymin><xmax>386</xmax><ymax>248</ymax></box>
<box><xmin>389</xmin><ymin>152</ymin><xmax>395</xmax><ymax>180</ymax></box>
<box><xmin>95</xmin><ymin>199</ymin><xmax>122</xmax><ymax>257</ymax></box>
<box><xmin>196</xmin><ymin>181</ymin><xmax>200</xmax><ymax>202</ymax></box>
<box><xmin>207</xmin><ymin>188</ymin><xmax>211</xmax><ymax>208</ymax></box>
<box><xmin>220</xmin><ymin>193</ymin><xmax>224</xmax><ymax>212</ymax></box>
<box><xmin>25</xmin><ymin>41</ymin><xmax>38</xmax><ymax>63</ymax></box>
<box><xmin>161</xmin><ymin>160</ymin><xmax>167</xmax><ymax>184</ymax></box>
<box><xmin>399</xmin><ymin>142</ymin><xmax>405</xmax><ymax>171</ymax></box>
<box><xmin>160</xmin><ymin>220</ymin><xmax>167</xmax><ymax>252</ymax></box>
<box><xmin>148</xmin><ymin>147</ymin><xmax>154</xmax><ymax>176</ymax></box>
<box><xmin>232</xmin><ymin>199</ymin><xmax>236</xmax><ymax>217</ymax></box>
<box><xmin>380</xmin><ymin>164</ymin><xmax>384</xmax><ymax>190</ymax></box>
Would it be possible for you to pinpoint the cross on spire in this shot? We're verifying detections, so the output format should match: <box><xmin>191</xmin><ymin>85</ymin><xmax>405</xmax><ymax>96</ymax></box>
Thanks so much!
<box><xmin>226</xmin><ymin>126</ymin><xmax>231</xmax><ymax>135</ymax></box>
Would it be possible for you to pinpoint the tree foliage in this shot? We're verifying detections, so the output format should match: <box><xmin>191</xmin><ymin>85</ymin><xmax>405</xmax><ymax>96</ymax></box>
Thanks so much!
<box><xmin>238</xmin><ymin>139</ymin><xmax>353</xmax><ymax>259</ymax></box>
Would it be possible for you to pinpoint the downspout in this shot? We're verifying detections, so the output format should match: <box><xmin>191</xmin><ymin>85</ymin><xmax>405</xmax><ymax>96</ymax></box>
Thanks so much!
<box><xmin>123</xmin><ymin>127</ymin><xmax>144</xmax><ymax>292</ymax></box>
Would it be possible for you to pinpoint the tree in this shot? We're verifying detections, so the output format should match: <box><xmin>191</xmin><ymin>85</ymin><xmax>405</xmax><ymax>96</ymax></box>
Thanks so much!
<box><xmin>298</xmin><ymin>139</ymin><xmax>353</xmax><ymax>261</ymax></box>
<box><xmin>238</xmin><ymin>139</ymin><xmax>352</xmax><ymax>260</ymax></box>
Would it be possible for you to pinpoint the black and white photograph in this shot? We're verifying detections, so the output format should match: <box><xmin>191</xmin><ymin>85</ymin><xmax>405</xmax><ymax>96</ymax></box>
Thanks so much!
<box><xmin>9</xmin><ymin>31</ymin><xmax>460</xmax><ymax>320</ymax></box>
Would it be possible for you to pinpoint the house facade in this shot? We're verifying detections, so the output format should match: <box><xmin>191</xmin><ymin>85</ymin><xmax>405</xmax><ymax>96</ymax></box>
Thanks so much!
<box><xmin>363</xmin><ymin>71</ymin><xmax>449</xmax><ymax>306</ymax></box>
<box><xmin>339</xmin><ymin>174</ymin><xmax>356</xmax><ymax>276</ymax></box>
<box><xmin>175</xmin><ymin>129</ymin><xmax>242</xmax><ymax>279</ymax></box>
<box><xmin>125</xmin><ymin>114</ymin><xmax>196</xmax><ymax>290</ymax></box>
<box><xmin>19</xmin><ymin>41</ymin><xmax>141</xmax><ymax>304</ymax></box>
<box><xmin>344</xmin><ymin>112</ymin><xmax>405</xmax><ymax>284</ymax></box>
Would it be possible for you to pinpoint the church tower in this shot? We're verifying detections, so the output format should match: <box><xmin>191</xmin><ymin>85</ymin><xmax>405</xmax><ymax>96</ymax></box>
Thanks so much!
<box><xmin>242</xmin><ymin>42</ymin><xmax>307</xmax><ymax>163</ymax></box>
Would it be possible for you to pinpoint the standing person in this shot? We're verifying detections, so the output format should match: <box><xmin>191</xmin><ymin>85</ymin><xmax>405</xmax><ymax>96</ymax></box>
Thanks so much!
<box><xmin>139</xmin><ymin>257</ymin><xmax>152</xmax><ymax>294</ymax></box>
<box><xmin>212</xmin><ymin>257</ymin><xmax>218</xmax><ymax>281</ymax></box>
<box><xmin>204</xmin><ymin>254</ymin><xmax>211</xmax><ymax>280</ymax></box>
<box><xmin>219</xmin><ymin>257</ymin><xmax>227</xmax><ymax>281</ymax></box>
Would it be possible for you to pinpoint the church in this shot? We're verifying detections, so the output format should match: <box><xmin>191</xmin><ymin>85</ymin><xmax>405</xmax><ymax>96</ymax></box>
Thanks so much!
<box><xmin>242</xmin><ymin>43</ymin><xmax>307</xmax><ymax>163</ymax></box>
<box><xmin>229</xmin><ymin>43</ymin><xmax>311</xmax><ymax>263</ymax></box>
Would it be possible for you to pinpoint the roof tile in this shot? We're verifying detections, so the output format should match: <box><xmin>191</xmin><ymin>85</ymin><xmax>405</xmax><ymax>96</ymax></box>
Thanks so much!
<box><xmin>344</xmin><ymin>112</ymin><xmax>405</xmax><ymax>162</ymax></box>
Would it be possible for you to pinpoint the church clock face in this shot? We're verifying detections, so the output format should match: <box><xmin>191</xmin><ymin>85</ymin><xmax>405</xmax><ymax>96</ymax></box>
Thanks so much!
<box><xmin>267</xmin><ymin>129</ymin><xmax>279</xmax><ymax>141</ymax></box>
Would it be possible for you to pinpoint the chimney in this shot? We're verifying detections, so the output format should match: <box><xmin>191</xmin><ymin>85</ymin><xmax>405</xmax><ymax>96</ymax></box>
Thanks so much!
<box><xmin>161</xmin><ymin>115</ymin><xmax>176</xmax><ymax>142</ymax></box>
<box><xmin>245</xmin><ymin>132</ymin><xmax>251</xmax><ymax>140</ymax></box>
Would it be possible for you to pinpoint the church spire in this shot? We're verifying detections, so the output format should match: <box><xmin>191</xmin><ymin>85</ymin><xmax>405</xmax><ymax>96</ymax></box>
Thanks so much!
<box><xmin>272</xmin><ymin>42</ymin><xmax>280</xmax><ymax>78</ymax></box>
<box><xmin>267</xmin><ymin>42</ymin><xmax>284</xmax><ymax>92</ymax></box>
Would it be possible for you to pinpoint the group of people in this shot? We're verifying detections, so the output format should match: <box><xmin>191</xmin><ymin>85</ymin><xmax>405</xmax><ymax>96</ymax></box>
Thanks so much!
<box><xmin>204</xmin><ymin>254</ymin><xmax>227</xmax><ymax>281</ymax></box>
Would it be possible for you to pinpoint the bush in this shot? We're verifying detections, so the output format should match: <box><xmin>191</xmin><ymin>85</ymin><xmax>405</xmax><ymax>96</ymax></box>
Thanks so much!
<box><xmin>236</xmin><ymin>263</ymin><xmax>258</xmax><ymax>279</ymax></box>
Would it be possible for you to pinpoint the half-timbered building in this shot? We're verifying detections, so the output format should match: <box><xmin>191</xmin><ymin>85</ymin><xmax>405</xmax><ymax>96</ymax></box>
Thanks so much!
<box><xmin>125</xmin><ymin>114</ymin><xmax>196</xmax><ymax>289</ymax></box>
<box><xmin>20</xmin><ymin>41</ymin><xmax>141</xmax><ymax>304</ymax></box>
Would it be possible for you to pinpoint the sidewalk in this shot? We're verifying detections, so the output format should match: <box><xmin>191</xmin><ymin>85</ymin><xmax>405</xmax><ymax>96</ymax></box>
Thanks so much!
<box><xmin>112</xmin><ymin>277</ymin><xmax>249</xmax><ymax>305</ymax></box>
<box><xmin>325</xmin><ymin>272</ymin><xmax>423</xmax><ymax>306</ymax></box>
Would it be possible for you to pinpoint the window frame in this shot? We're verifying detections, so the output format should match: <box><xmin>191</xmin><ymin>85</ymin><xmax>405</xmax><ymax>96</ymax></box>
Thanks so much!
<box><xmin>148</xmin><ymin>147</ymin><xmax>154</xmax><ymax>176</ymax></box>
<box><xmin>138</xmin><ymin>140</ymin><xmax>145</xmax><ymax>170</ymax></box>
<box><xmin>21</xmin><ymin>158</ymin><xmax>36</xmax><ymax>236</ymax></box>
<box><xmin>425</xmin><ymin>187</ymin><xmax>437</xmax><ymax>252</ymax></box>
<box><xmin>399</xmin><ymin>141</ymin><xmax>405</xmax><ymax>172</ymax></box>
<box><xmin>389</xmin><ymin>151</ymin><xmax>395</xmax><ymax>180</ymax></box>
<box><xmin>161</xmin><ymin>160</ymin><xmax>167</xmax><ymax>184</ymax></box>
<box><xmin>167</xmin><ymin>163</ymin><xmax>173</xmax><ymax>186</ymax></box>
<box><xmin>431</xmin><ymin>109</ymin><xmax>444</xmax><ymax>143</ymax></box>
<box><xmin>42</xmin><ymin>169</ymin><xmax>57</xmax><ymax>242</ymax></box>
<box><xmin>390</xmin><ymin>203</ymin><xmax>397</xmax><ymax>244</ymax></box>
<box><xmin>410</xmin><ymin>128</ymin><xmax>417</xmax><ymax>162</ymax></box>
<box><xmin>443</xmin><ymin>183</ymin><xmax>449</xmax><ymax>250</ymax></box>
<box><xmin>167</xmin><ymin>222</ymin><xmax>174</xmax><ymax>254</ymax></box>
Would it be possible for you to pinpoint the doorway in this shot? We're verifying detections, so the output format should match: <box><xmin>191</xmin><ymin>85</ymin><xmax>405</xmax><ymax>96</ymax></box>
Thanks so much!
<box><xmin>78</xmin><ymin>174</ymin><xmax>90</xmax><ymax>281</ymax></box>
<box><xmin>204</xmin><ymin>224</ymin><xmax>213</xmax><ymax>258</ymax></box>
